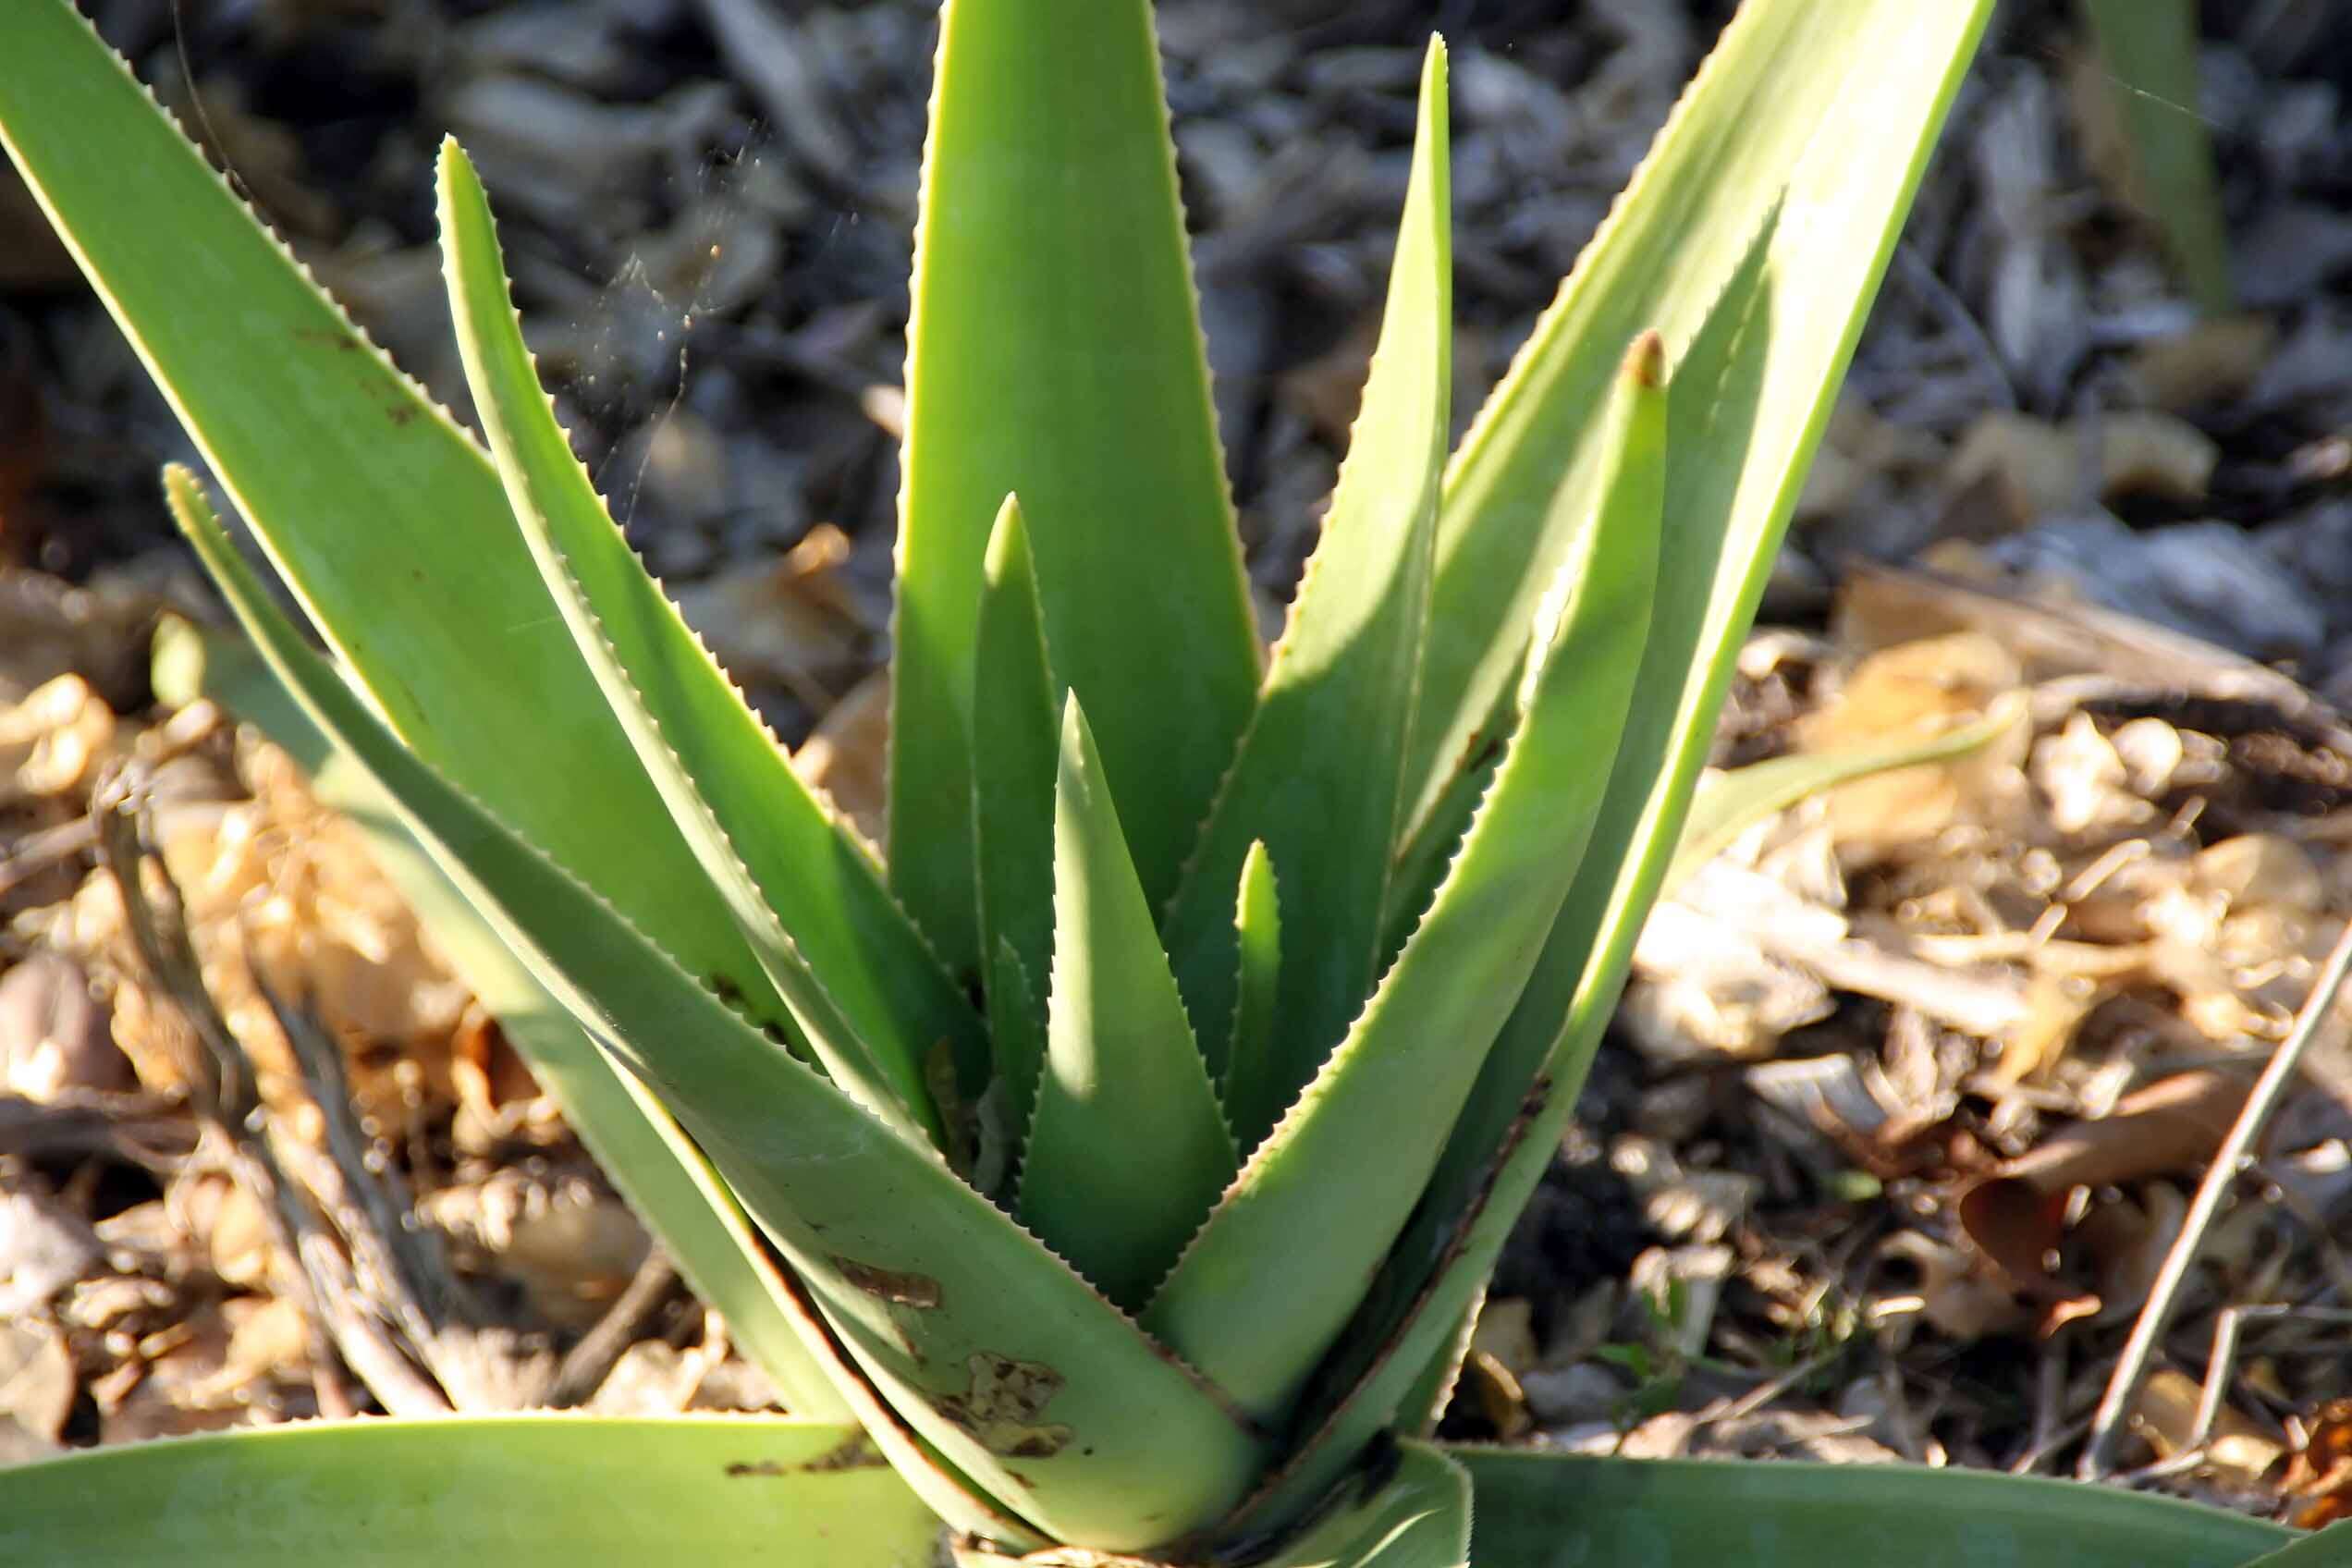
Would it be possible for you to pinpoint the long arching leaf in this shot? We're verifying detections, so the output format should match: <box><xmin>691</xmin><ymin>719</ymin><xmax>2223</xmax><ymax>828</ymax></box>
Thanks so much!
<box><xmin>168</xmin><ymin>471</ymin><xmax>1265</xmax><ymax>1552</ymax></box>
<box><xmin>0</xmin><ymin>1417</ymin><xmax>941</xmax><ymax>1567</ymax></box>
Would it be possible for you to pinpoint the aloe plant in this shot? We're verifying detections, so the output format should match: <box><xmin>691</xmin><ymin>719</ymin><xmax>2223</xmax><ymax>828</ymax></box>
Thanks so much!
<box><xmin>0</xmin><ymin>1</ymin><xmax>2324</xmax><ymax>1562</ymax></box>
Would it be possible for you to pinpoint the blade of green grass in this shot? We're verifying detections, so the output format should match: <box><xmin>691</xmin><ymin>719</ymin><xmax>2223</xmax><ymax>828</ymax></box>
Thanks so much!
<box><xmin>0</xmin><ymin>0</ymin><xmax>792</xmax><ymax>1046</ymax></box>
<box><xmin>2081</xmin><ymin>0</ymin><xmax>2232</xmax><ymax>312</ymax></box>
<box><xmin>167</xmin><ymin>471</ymin><xmax>1264</xmax><ymax>1552</ymax></box>
<box><xmin>1144</xmin><ymin>337</ymin><xmax>1661</xmax><ymax>1425</ymax></box>
<box><xmin>971</xmin><ymin>496</ymin><xmax>1061</xmax><ymax>1149</ymax></box>
<box><xmin>894</xmin><ymin>0</ymin><xmax>1262</xmax><ymax>973</ymax></box>
<box><xmin>438</xmin><ymin>141</ymin><xmax>978</xmax><ymax>1146</ymax></box>
<box><xmin>1452</xmin><ymin>1449</ymin><xmax>2295</xmax><ymax>1567</ymax></box>
<box><xmin>1220</xmin><ymin>839</ymin><xmax>1284</xmax><ymax>1144</ymax></box>
<box><xmin>0</xmin><ymin>1416</ymin><xmax>941</xmax><ymax>1566</ymax></box>
<box><xmin>1018</xmin><ymin>697</ymin><xmax>1237</xmax><ymax>1311</ymax></box>
<box><xmin>1158</xmin><ymin>41</ymin><xmax>1452</xmax><ymax>1148</ymax></box>
<box><xmin>1662</xmin><ymin>695</ymin><xmax>2023</xmax><ymax>899</ymax></box>
<box><xmin>151</xmin><ymin>617</ymin><xmax>854</xmax><ymax>1424</ymax></box>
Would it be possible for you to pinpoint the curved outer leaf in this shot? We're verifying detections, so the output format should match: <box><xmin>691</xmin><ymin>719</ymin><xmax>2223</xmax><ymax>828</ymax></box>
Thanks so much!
<box><xmin>0</xmin><ymin>1416</ymin><xmax>942</xmax><ymax>1567</ymax></box>
<box><xmin>0</xmin><ymin>0</ymin><xmax>792</xmax><ymax>1047</ymax></box>
<box><xmin>1217</xmin><ymin>0</ymin><xmax>1994</xmax><ymax>1537</ymax></box>
<box><xmin>1451</xmin><ymin>1449</ymin><xmax>2297</xmax><ymax>1568</ymax></box>
<box><xmin>1256</xmin><ymin>1440</ymin><xmax>1469</xmax><ymax>1568</ymax></box>
<box><xmin>1019</xmin><ymin>698</ymin><xmax>1237</xmax><ymax>1310</ymax></box>
<box><xmin>438</xmin><ymin>141</ymin><xmax>977</xmax><ymax>1145</ymax></box>
<box><xmin>152</xmin><ymin>619</ymin><xmax>851</xmax><ymax>1424</ymax></box>
<box><xmin>168</xmin><ymin>474</ymin><xmax>1265</xmax><ymax>1553</ymax></box>
<box><xmin>971</xmin><ymin>496</ymin><xmax>1061</xmax><ymax>1145</ymax></box>
<box><xmin>1221</xmin><ymin>839</ymin><xmax>1284</xmax><ymax>1142</ymax></box>
<box><xmin>1144</xmin><ymin>337</ymin><xmax>1661</xmax><ymax>1426</ymax></box>
<box><xmin>2239</xmin><ymin>1525</ymin><xmax>2352</xmax><ymax>1566</ymax></box>
<box><xmin>1159</xmin><ymin>41</ymin><xmax>1452</xmax><ymax>1145</ymax></box>
<box><xmin>894</xmin><ymin>0</ymin><xmax>1261</xmax><ymax>972</ymax></box>
<box><xmin>1661</xmin><ymin>695</ymin><xmax>2024</xmax><ymax>899</ymax></box>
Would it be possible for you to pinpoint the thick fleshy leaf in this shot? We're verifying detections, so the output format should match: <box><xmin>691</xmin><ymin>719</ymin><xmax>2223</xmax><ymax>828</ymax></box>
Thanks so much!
<box><xmin>0</xmin><ymin>0</ymin><xmax>790</xmax><ymax>1043</ymax></box>
<box><xmin>971</xmin><ymin>496</ymin><xmax>1060</xmax><ymax>1145</ymax></box>
<box><xmin>1253</xmin><ymin>1440</ymin><xmax>1469</xmax><ymax>1568</ymax></box>
<box><xmin>1145</xmin><ymin>337</ymin><xmax>1661</xmax><ymax>1425</ymax></box>
<box><xmin>438</xmin><ymin>141</ymin><xmax>975</xmax><ymax>1147</ymax></box>
<box><xmin>1019</xmin><ymin>697</ymin><xmax>1237</xmax><ymax>1310</ymax></box>
<box><xmin>893</xmin><ymin>0</ymin><xmax>1261</xmax><ymax>972</ymax></box>
<box><xmin>1159</xmin><ymin>41</ymin><xmax>1452</xmax><ymax>1144</ymax></box>
<box><xmin>151</xmin><ymin>618</ymin><xmax>851</xmax><ymax>1424</ymax></box>
<box><xmin>1220</xmin><ymin>839</ymin><xmax>1284</xmax><ymax>1143</ymax></box>
<box><xmin>0</xmin><ymin>1416</ymin><xmax>941</xmax><ymax>1566</ymax></box>
<box><xmin>1451</xmin><ymin>1449</ymin><xmax>2296</xmax><ymax>1567</ymax></box>
<box><xmin>1218</xmin><ymin>0</ymin><xmax>1994</xmax><ymax>1535</ymax></box>
<box><xmin>2239</xmin><ymin>1525</ymin><xmax>2352</xmax><ymax>1566</ymax></box>
<box><xmin>168</xmin><ymin>472</ymin><xmax>1264</xmax><ymax>1552</ymax></box>
<box><xmin>1662</xmin><ymin>695</ymin><xmax>2023</xmax><ymax>898</ymax></box>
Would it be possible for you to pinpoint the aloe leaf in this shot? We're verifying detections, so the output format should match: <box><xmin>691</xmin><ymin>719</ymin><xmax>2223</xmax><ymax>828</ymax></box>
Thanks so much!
<box><xmin>1662</xmin><ymin>695</ymin><xmax>2023</xmax><ymax>899</ymax></box>
<box><xmin>1223</xmin><ymin>0</ymin><xmax>1993</xmax><ymax>1533</ymax></box>
<box><xmin>2239</xmin><ymin>1525</ymin><xmax>2351</xmax><ymax>1566</ymax></box>
<box><xmin>2081</xmin><ymin>0</ymin><xmax>2231</xmax><ymax>312</ymax></box>
<box><xmin>1018</xmin><ymin>697</ymin><xmax>1238</xmax><ymax>1310</ymax></box>
<box><xmin>168</xmin><ymin>471</ymin><xmax>1262</xmax><ymax>1552</ymax></box>
<box><xmin>1451</xmin><ymin>1449</ymin><xmax>2296</xmax><ymax>1567</ymax></box>
<box><xmin>0</xmin><ymin>1415</ymin><xmax>941</xmax><ymax>1566</ymax></box>
<box><xmin>971</xmin><ymin>496</ymin><xmax>1060</xmax><ymax>1143</ymax></box>
<box><xmin>894</xmin><ymin>0</ymin><xmax>1261</xmax><ymax>972</ymax></box>
<box><xmin>1159</xmin><ymin>41</ymin><xmax>1452</xmax><ymax>1134</ymax></box>
<box><xmin>1145</xmin><ymin>337</ymin><xmax>1660</xmax><ymax>1424</ymax></box>
<box><xmin>0</xmin><ymin>0</ymin><xmax>789</xmax><ymax>1042</ymax></box>
<box><xmin>1403</xmin><ymin>0</ymin><xmax>1990</xmax><ymax>859</ymax></box>
<box><xmin>1249</xmin><ymin>1440</ymin><xmax>1470</xmax><ymax>1568</ymax></box>
<box><xmin>438</xmin><ymin>141</ymin><xmax>976</xmax><ymax>1146</ymax></box>
<box><xmin>1219</xmin><ymin>839</ymin><xmax>1284</xmax><ymax>1145</ymax></box>
<box><xmin>152</xmin><ymin>617</ymin><xmax>851</xmax><ymax>1424</ymax></box>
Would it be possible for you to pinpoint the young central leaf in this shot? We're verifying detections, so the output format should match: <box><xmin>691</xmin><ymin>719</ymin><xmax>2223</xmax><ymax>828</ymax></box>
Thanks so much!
<box><xmin>1018</xmin><ymin>696</ymin><xmax>1237</xmax><ymax>1311</ymax></box>
<box><xmin>1159</xmin><ymin>41</ymin><xmax>1453</xmax><ymax>1155</ymax></box>
<box><xmin>893</xmin><ymin>0</ymin><xmax>1261</xmax><ymax>974</ymax></box>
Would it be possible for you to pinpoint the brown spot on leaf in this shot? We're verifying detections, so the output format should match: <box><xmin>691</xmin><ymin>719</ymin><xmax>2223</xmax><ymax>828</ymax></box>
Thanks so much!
<box><xmin>932</xmin><ymin>1353</ymin><xmax>1073</xmax><ymax>1459</ymax></box>
<box><xmin>722</xmin><ymin>1434</ymin><xmax>883</xmax><ymax>1476</ymax></box>
<box><xmin>828</xmin><ymin>1254</ymin><xmax>942</xmax><ymax>1309</ymax></box>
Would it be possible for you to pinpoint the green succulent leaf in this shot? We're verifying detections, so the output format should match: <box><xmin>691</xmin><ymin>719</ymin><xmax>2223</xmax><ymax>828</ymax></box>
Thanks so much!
<box><xmin>2238</xmin><ymin>1525</ymin><xmax>2352</xmax><ymax>1567</ymax></box>
<box><xmin>1662</xmin><ymin>694</ymin><xmax>2024</xmax><ymax>899</ymax></box>
<box><xmin>151</xmin><ymin>617</ymin><xmax>851</xmax><ymax>1423</ymax></box>
<box><xmin>971</xmin><ymin>495</ymin><xmax>1062</xmax><ymax>1148</ymax></box>
<box><xmin>436</xmin><ymin>139</ymin><xmax>978</xmax><ymax>1149</ymax></box>
<box><xmin>0</xmin><ymin>0</ymin><xmax>790</xmax><ymax>1044</ymax></box>
<box><xmin>1222</xmin><ymin>0</ymin><xmax>1996</xmax><ymax>1534</ymax></box>
<box><xmin>1019</xmin><ymin>697</ymin><xmax>1239</xmax><ymax>1311</ymax></box>
<box><xmin>1451</xmin><ymin>1449</ymin><xmax>2297</xmax><ymax>1567</ymax></box>
<box><xmin>1220</xmin><ymin>839</ymin><xmax>1285</xmax><ymax>1145</ymax></box>
<box><xmin>1159</xmin><ymin>40</ymin><xmax>1452</xmax><ymax>1146</ymax></box>
<box><xmin>895</xmin><ymin>0</ymin><xmax>1261</xmax><ymax>972</ymax></box>
<box><xmin>1250</xmin><ymin>1440</ymin><xmax>1470</xmax><ymax>1568</ymax></box>
<box><xmin>167</xmin><ymin>471</ymin><xmax>1263</xmax><ymax>1552</ymax></box>
<box><xmin>0</xmin><ymin>1416</ymin><xmax>942</xmax><ymax>1567</ymax></box>
<box><xmin>1145</xmin><ymin>335</ymin><xmax>1662</xmax><ymax>1426</ymax></box>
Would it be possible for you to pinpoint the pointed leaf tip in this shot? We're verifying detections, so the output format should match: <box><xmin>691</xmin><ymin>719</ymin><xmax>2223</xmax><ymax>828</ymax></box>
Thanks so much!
<box><xmin>1625</xmin><ymin>328</ymin><xmax>1666</xmax><ymax>387</ymax></box>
